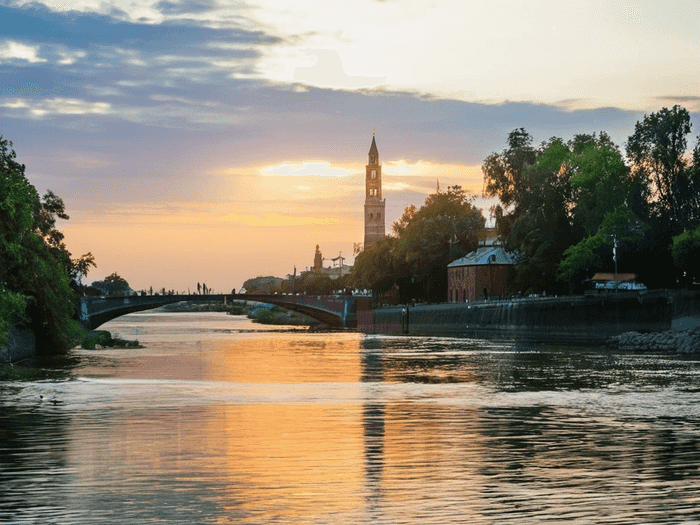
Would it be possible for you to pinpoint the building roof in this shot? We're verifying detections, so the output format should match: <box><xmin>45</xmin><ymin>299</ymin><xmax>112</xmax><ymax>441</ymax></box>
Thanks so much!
<box><xmin>368</xmin><ymin>135</ymin><xmax>378</xmax><ymax>157</ymax></box>
<box><xmin>590</xmin><ymin>273</ymin><xmax>638</xmax><ymax>283</ymax></box>
<box><xmin>448</xmin><ymin>243</ymin><xmax>523</xmax><ymax>268</ymax></box>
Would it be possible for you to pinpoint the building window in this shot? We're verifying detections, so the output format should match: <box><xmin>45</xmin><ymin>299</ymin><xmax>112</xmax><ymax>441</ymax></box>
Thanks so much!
<box><xmin>371</xmin><ymin>170</ymin><xmax>377</xmax><ymax>179</ymax></box>
<box><xmin>377</xmin><ymin>213</ymin><xmax>381</xmax><ymax>220</ymax></box>
<box><xmin>369</xmin><ymin>213</ymin><xmax>373</xmax><ymax>220</ymax></box>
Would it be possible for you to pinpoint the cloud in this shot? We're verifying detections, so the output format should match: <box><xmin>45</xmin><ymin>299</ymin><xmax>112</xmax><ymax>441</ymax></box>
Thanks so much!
<box><xmin>294</xmin><ymin>49</ymin><xmax>386</xmax><ymax>90</ymax></box>
<box><xmin>261</xmin><ymin>161</ymin><xmax>353</xmax><ymax>177</ymax></box>
<box><xmin>155</xmin><ymin>0</ymin><xmax>219</xmax><ymax>15</ymax></box>
<box><xmin>0</xmin><ymin>40</ymin><xmax>45</xmax><ymax>63</ymax></box>
<box><xmin>216</xmin><ymin>213</ymin><xmax>341</xmax><ymax>227</ymax></box>
<box><xmin>0</xmin><ymin>97</ymin><xmax>112</xmax><ymax>117</ymax></box>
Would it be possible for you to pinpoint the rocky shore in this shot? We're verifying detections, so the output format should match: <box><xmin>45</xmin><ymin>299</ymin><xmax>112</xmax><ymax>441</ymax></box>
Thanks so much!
<box><xmin>607</xmin><ymin>327</ymin><xmax>700</xmax><ymax>354</ymax></box>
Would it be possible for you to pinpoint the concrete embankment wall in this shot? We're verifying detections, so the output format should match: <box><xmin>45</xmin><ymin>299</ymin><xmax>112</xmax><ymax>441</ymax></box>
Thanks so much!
<box><xmin>670</xmin><ymin>291</ymin><xmax>700</xmax><ymax>330</ymax></box>
<box><xmin>360</xmin><ymin>291</ymin><xmax>677</xmax><ymax>345</ymax></box>
<box><xmin>0</xmin><ymin>329</ymin><xmax>36</xmax><ymax>363</ymax></box>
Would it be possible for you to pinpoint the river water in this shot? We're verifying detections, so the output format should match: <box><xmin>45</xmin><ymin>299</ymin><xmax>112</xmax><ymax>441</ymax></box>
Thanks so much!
<box><xmin>3</xmin><ymin>311</ymin><xmax>700</xmax><ymax>524</ymax></box>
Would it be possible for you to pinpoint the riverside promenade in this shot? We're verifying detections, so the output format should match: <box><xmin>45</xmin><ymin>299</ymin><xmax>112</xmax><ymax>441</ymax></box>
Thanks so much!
<box><xmin>358</xmin><ymin>290</ymin><xmax>700</xmax><ymax>345</ymax></box>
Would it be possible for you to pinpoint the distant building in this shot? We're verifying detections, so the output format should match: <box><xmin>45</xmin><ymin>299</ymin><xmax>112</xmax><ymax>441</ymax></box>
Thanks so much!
<box><xmin>447</xmin><ymin>229</ymin><xmax>522</xmax><ymax>302</ymax></box>
<box><xmin>314</xmin><ymin>245</ymin><xmax>323</xmax><ymax>271</ymax></box>
<box><xmin>364</xmin><ymin>133</ymin><xmax>386</xmax><ymax>250</ymax></box>
<box><xmin>585</xmin><ymin>273</ymin><xmax>646</xmax><ymax>292</ymax></box>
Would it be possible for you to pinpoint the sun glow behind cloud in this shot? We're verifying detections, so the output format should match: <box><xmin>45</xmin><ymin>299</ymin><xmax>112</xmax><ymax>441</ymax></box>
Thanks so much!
<box><xmin>261</xmin><ymin>161</ymin><xmax>353</xmax><ymax>178</ymax></box>
<box><xmin>216</xmin><ymin>213</ymin><xmax>340</xmax><ymax>227</ymax></box>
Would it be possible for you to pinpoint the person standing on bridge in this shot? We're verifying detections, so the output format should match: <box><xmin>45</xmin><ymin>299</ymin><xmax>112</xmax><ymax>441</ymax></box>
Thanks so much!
<box><xmin>197</xmin><ymin>282</ymin><xmax>201</xmax><ymax>295</ymax></box>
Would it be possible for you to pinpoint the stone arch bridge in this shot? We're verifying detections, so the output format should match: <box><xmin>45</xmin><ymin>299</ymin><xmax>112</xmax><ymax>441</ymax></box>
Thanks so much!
<box><xmin>78</xmin><ymin>293</ymin><xmax>357</xmax><ymax>330</ymax></box>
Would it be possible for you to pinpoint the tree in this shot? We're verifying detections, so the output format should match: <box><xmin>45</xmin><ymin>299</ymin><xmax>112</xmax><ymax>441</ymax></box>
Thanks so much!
<box><xmin>0</xmin><ymin>135</ymin><xmax>88</xmax><ymax>353</ymax></box>
<box><xmin>489</xmin><ymin>136</ymin><xmax>578</xmax><ymax>294</ymax></box>
<box><xmin>482</xmin><ymin>128</ymin><xmax>537</xmax><ymax>238</ymax></box>
<box><xmin>349</xmin><ymin>186</ymin><xmax>484</xmax><ymax>303</ymax></box>
<box><xmin>393</xmin><ymin>185</ymin><xmax>484</xmax><ymax>302</ymax></box>
<box><xmin>557</xmin><ymin>134</ymin><xmax>648</xmax><ymax>289</ymax></box>
<box><xmin>626</xmin><ymin>105</ymin><xmax>699</xmax><ymax>230</ymax></box>
<box><xmin>351</xmin><ymin>236</ymin><xmax>399</xmax><ymax>296</ymax></box>
<box><xmin>672</xmin><ymin>225</ymin><xmax>700</xmax><ymax>281</ymax></box>
<box><xmin>91</xmin><ymin>272</ymin><xmax>132</xmax><ymax>296</ymax></box>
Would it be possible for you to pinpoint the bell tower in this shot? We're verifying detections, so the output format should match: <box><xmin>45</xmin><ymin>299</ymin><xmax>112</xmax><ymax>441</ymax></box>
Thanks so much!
<box><xmin>364</xmin><ymin>132</ymin><xmax>386</xmax><ymax>250</ymax></box>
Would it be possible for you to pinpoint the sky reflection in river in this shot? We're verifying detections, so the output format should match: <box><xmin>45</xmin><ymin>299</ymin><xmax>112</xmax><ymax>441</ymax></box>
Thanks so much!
<box><xmin>2</xmin><ymin>312</ymin><xmax>700</xmax><ymax>523</ymax></box>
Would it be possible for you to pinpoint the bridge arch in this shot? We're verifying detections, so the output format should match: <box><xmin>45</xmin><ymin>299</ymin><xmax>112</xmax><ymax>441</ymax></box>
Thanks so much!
<box><xmin>79</xmin><ymin>294</ymin><xmax>357</xmax><ymax>330</ymax></box>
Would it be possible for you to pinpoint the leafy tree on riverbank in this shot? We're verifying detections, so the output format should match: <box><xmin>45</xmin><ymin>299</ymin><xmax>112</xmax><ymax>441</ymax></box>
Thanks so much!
<box><xmin>484</xmin><ymin>106</ymin><xmax>700</xmax><ymax>293</ymax></box>
<box><xmin>1</xmin><ymin>135</ymin><xmax>95</xmax><ymax>353</ymax></box>
<box><xmin>89</xmin><ymin>272</ymin><xmax>132</xmax><ymax>296</ymax></box>
<box><xmin>351</xmin><ymin>185</ymin><xmax>484</xmax><ymax>303</ymax></box>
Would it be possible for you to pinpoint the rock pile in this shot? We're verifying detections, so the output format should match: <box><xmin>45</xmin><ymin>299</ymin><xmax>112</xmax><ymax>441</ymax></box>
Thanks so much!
<box><xmin>607</xmin><ymin>327</ymin><xmax>700</xmax><ymax>354</ymax></box>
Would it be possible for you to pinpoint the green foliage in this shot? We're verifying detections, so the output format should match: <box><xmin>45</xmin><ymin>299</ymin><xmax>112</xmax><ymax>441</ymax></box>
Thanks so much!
<box><xmin>0</xmin><ymin>135</ymin><xmax>94</xmax><ymax>355</ymax></box>
<box><xmin>91</xmin><ymin>271</ymin><xmax>131</xmax><ymax>296</ymax></box>
<box><xmin>496</xmin><ymin>137</ymin><xmax>578</xmax><ymax>294</ymax></box>
<box><xmin>558</xmin><ymin>209</ymin><xmax>645</xmax><ymax>283</ymax></box>
<box><xmin>81</xmin><ymin>330</ymin><xmax>112</xmax><ymax>350</ymax></box>
<box><xmin>302</xmin><ymin>273</ymin><xmax>337</xmax><ymax>295</ymax></box>
<box><xmin>569</xmin><ymin>132</ymin><xmax>644</xmax><ymax>236</ymax></box>
<box><xmin>80</xmin><ymin>330</ymin><xmax>140</xmax><ymax>349</ymax></box>
<box><xmin>0</xmin><ymin>363</ymin><xmax>71</xmax><ymax>381</ymax></box>
<box><xmin>672</xmin><ymin>225</ymin><xmax>700</xmax><ymax>273</ymax></box>
<box><xmin>352</xmin><ymin>236</ymin><xmax>400</xmax><ymax>295</ymax></box>
<box><xmin>0</xmin><ymin>286</ymin><xmax>29</xmax><ymax>348</ymax></box>
<box><xmin>483</xmin><ymin>124</ymin><xmax>674</xmax><ymax>293</ymax></box>
<box><xmin>626</xmin><ymin>105</ymin><xmax>699</xmax><ymax>230</ymax></box>
<box><xmin>352</xmin><ymin>186</ymin><xmax>484</xmax><ymax>303</ymax></box>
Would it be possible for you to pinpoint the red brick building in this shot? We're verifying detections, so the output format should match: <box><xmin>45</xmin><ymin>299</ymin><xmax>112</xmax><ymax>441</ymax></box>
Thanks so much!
<box><xmin>447</xmin><ymin>234</ymin><xmax>521</xmax><ymax>302</ymax></box>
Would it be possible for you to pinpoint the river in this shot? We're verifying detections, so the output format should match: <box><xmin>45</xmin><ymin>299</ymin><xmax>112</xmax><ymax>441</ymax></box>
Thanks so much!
<box><xmin>2</xmin><ymin>311</ymin><xmax>700</xmax><ymax>524</ymax></box>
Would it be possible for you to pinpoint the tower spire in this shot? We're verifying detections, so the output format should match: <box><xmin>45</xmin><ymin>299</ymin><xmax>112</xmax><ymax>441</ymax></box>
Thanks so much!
<box><xmin>368</xmin><ymin>134</ymin><xmax>378</xmax><ymax>164</ymax></box>
<box><xmin>364</xmin><ymin>132</ymin><xmax>385</xmax><ymax>250</ymax></box>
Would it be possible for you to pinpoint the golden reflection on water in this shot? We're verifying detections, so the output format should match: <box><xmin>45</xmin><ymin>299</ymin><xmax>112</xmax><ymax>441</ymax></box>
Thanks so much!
<box><xmin>205</xmin><ymin>334</ymin><xmax>363</xmax><ymax>384</ymax></box>
<box><xmin>66</xmin><ymin>403</ymin><xmax>367</xmax><ymax>520</ymax></box>
<box><xmin>6</xmin><ymin>313</ymin><xmax>700</xmax><ymax>523</ymax></box>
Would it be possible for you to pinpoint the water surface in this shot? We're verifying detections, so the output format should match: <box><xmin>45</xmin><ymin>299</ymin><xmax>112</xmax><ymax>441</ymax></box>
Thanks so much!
<box><xmin>2</xmin><ymin>312</ymin><xmax>700</xmax><ymax>524</ymax></box>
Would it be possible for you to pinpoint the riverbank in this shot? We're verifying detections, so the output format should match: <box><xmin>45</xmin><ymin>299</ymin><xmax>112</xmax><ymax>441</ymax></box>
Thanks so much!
<box><xmin>0</xmin><ymin>328</ymin><xmax>35</xmax><ymax>363</ymax></box>
<box><xmin>359</xmin><ymin>290</ymin><xmax>700</xmax><ymax>347</ymax></box>
<box><xmin>607</xmin><ymin>327</ymin><xmax>700</xmax><ymax>354</ymax></box>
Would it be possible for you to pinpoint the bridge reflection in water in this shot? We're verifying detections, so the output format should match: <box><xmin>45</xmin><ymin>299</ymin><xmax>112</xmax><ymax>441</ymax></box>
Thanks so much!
<box><xmin>79</xmin><ymin>293</ymin><xmax>357</xmax><ymax>330</ymax></box>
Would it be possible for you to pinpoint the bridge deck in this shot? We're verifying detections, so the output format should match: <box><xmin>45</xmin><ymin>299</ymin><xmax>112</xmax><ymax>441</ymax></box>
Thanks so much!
<box><xmin>79</xmin><ymin>293</ymin><xmax>357</xmax><ymax>330</ymax></box>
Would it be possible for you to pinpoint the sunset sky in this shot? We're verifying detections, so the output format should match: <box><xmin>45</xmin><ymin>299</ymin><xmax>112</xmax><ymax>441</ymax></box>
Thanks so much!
<box><xmin>2</xmin><ymin>0</ymin><xmax>699</xmax><ymax>292</ymax></box>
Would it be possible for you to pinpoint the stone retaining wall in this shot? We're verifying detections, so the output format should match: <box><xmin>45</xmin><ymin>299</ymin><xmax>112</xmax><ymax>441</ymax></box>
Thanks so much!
<box><xmin>362</xmin><ymin>291</ymin><xmax>674</xmax><ymax>345</ymax></box>
<box><xmin>607</xmin><ymin>327</ymin><xmax>700</xmax><ymax>354</ymax></box>
<box><xmin>0</xmin><ymin>329</ymin><xmax>36</xmax><ymax>363</ymax></box>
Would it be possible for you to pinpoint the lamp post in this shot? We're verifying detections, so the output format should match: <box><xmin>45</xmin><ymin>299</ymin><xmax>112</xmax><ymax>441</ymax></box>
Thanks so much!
<box><xmin>613</xmin><ymin>235</ymin><xmax>618</xmax><ymax>293</ymax></box>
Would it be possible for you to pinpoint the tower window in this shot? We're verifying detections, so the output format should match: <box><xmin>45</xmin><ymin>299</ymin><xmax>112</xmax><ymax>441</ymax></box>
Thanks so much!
<box><xmin>369</xmin><ymin>213</ymin><xmax>373</xmax><ymax>220</ymax></box>
<box><xmin>377</xmin><ymin>213</ymin><xmax>381</xmax><ymax>220</ymax></box>
<box><xmin>371</xmin><ymin>170</ymin><xmax>377</xmax><ymax>179</ymax></box>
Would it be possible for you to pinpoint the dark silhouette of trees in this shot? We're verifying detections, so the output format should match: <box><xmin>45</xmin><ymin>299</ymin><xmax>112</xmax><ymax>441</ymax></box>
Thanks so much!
<box><xmin>1</xmin><ymin>135</ymin><xmax>95</xmax><ymax>353</ymax></box>
<box><xmin>626</xmin><ymin>105</ymin><xmax>700</xmax><ymax>230</ymax></box>
<box><xmin>351</xmin><ymin>185</ymin><xmax>484</xmax><ymax>303</ymax></box>
<box><xmin>483</xmin><ymin>106</ymin><xmax>700</xmax><ymax>293</ymax></box>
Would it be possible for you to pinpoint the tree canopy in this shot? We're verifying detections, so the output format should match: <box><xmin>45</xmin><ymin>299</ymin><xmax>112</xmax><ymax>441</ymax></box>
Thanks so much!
<box><xmin>1</xmin><ymin>135</ymin><xmax>95</xmax><ymax>353</ymax></box>
<box><xmin>351</xmin><ymin>185</ymin><xmax>484</xmax><ymax>303</ymax></box>
<box><xmin>483</xmin><ymin>105</ymin><xmax>700</xmax><ymax>293</ymax></box>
